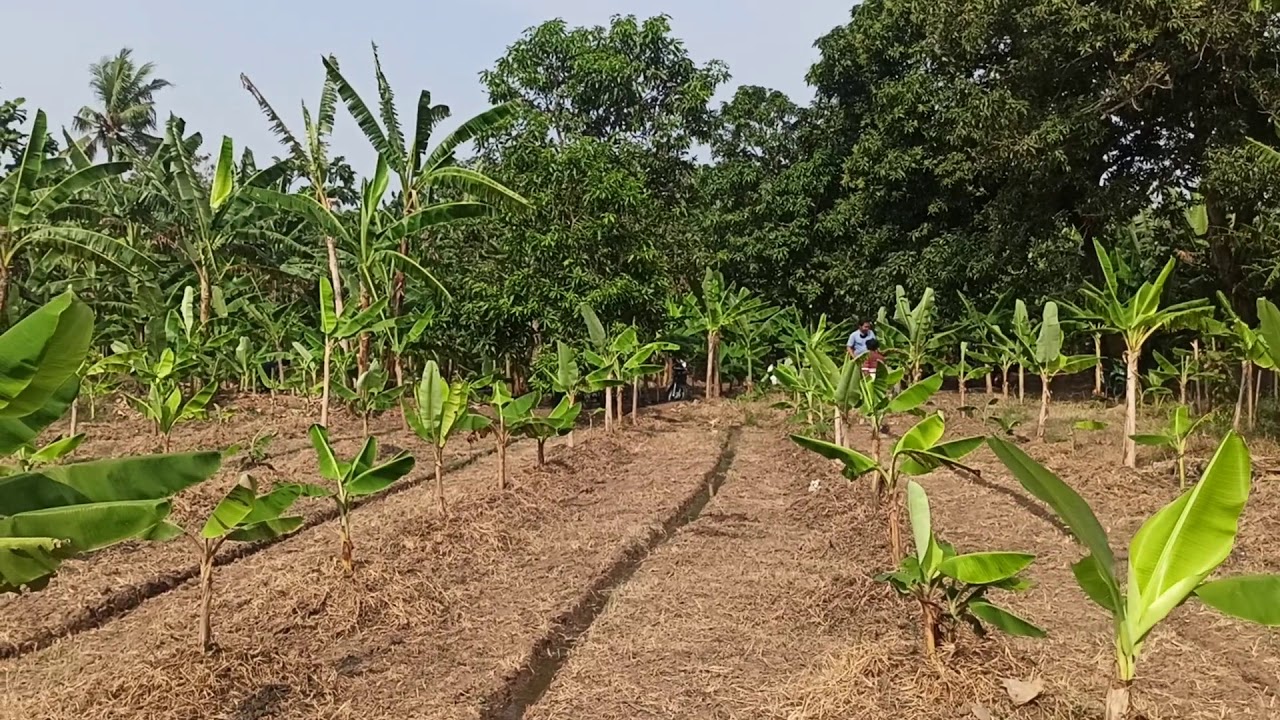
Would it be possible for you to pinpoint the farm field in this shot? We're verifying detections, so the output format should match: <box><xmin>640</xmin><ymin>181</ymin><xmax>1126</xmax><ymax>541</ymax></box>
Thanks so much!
<box><xmin>2</xmin><ymin>393</ymin><xmax>1276</xmax><ymax>720</ymax></box>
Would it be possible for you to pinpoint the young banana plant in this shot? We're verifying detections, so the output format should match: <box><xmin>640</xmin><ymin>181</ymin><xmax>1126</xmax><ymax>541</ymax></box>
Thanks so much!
<box><xmin>889</xmin><ymin>286</ymin><xmax>949</xmax><ymax>383</ymax></box>
<box><xmin>1130</xmin><ymin>405</ymin><xmax>1210</xmax><ymax>488</ymax></box>
<box><xmin>405</xmin><ymin>360</ymin><xmax>490</xmax><ymax>513</ymax></box>
<box><xmin>486</xmin><ymin>381</ymin><xmax>538</xmax><ymax>490</ymax></box>
<box><xmin>3</xmin><ymin>434</ymin><xmax>85</xmax><ymax>474</ymax></box>
<box><xmin>878</xmin><ymin>480</ymin><xmax>1044</xmax><ymax>661</ymax></box>
<box><xmin>989</xmin><ymin>433</ymin><xmax>1280</xmax><ymax>720</ymax></box>
<box><xmin>1014</xmin><ymin>301</ymin><xmax>1098</xmax><ymax>440</ymax></box>
<box><xmin>847</xmin><ymin>363</ymin><xmax>943</xmax><ymax>463</ymax></box>
<box><xmin>127</xmin><ymin>348</ymin><xmax>217</xmax><ymax>452</ymax></box>
<box><xmin>520</xmin><ymin>396</ymin><xmax>582</xmax><ymax>467</ymax></box>
<box><xmin>308</xmin><ymin>425</ymin><xmax>416</xmax><ymax>574</ymax></box>
<box><xmin>793</xmin><ymin>411</ymin><xmax>981</xmax><ymax>565</ymax></box>
<box><xmin>144</xmin><ymin>473</ymin><xmax>309</xmax><ymax>652</ymax></box>
<box><xmin>317</xmin><ymin>277</ymin><xmax>392</xmax><ymax>426</ymax></box>
<box><xmin>332</xmin><ymin>359</ymin><xmax>404</xmax><ymax>435</ymax></box>
<box><xmin>547</xmin><ymin>341</ymin><xmax>583</xmax><ymax>446</ymax></box>
<box><xmin>940</xmin><ymin>341</ymin><xmax>990</xmax><ymax>409</ymax></box>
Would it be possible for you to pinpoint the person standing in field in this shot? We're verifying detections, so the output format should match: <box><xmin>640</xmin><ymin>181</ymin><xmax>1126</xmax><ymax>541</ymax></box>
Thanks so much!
<box><xmin>846</xmin><ymin>320</ymin><xmax>876</xmax><ymax>359</ymax></box>
<box><xmin>861</xmin><ymin>338</ymin><xmax>885</xmax><ymax>377</ymax></box>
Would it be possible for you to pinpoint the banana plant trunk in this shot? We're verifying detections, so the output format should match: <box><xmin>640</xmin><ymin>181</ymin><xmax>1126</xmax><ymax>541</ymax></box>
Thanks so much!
<box><xmin>631</xmin><ymin>378</ymin><xmax>639</xmax><ymax>424</ymax></box>
<box><xmin>0</xmin><ymin>260</ymin><xmax>10</xmax><ymax>327</ymax></box>
<box><xmin>1105</xmin><ymin>683</ymin><xmax>1131</xmax><ymax>720</ymax></box>
<box><xmin>1002</xmin><ymin>368</ymin><xmax>1010</xmax><ymax>400</ymax></box>
<box><xmin>1094</xmin><ymin>333</ymin><xmax>1103</xmax><ymax>396</ymax></box>
<box><xmin>886</xmin><ymin>491</ymin><xmax>903</xmax><ymax>566</ymax></box>
<box><xmin>604</xmin><ymin>386</ymin><xmax>613</xmax><ymax>432</ymax></box>
<box><xmin>357</xmin><ymin>286</ymin><xmax>371</xmax><ymax>377</ymax></box>
<box><xmin>338</xmin><ymin>504</ymin><xmax>354</xmax><ymax>574</ymax></box>
<box><xmin>1018</xmin><ymin>365</ymin><xmax>1025</xmax><ymax>402</ymax></box>
<box><xmin>919</xmin><ymin>598</ymin><xmax>939</xmax><ymax>662</ymax></box>
<box><xmin>985</xmin><ymin>372</ymin><xmax>993</xmax><ymax>395</ymax></box>
<box><xmin>834</xmin><ymin>409</ymin><xmax>844</xmax><ymax>447</ymax></box>
<box><xmin>1192</xmin><ymin>339</ymin><xmax>1201</xmax><ymax>409</ymax></box>
<box><xmin>320</xmin><ymin>338</ymin><xmax>332</xmax><ymax>426</ymax></box>
<box><xmin>69</xmin><ymin>400</ymin><xmax>79</xmax><ymax>437</ymax></box>
<box><xmin>1123</xmin><ymin>350</ymin><xmax>1139</xmax><ymax>468</ymax></box>
<box><xmin>198</xmin><ymin>540</ymin><xmax>218</xmax><ymax>652</ymax></box>
<box><xmin>1251</xmin><ymin>366</ymin><xmax>1262</xmax><ymax>430</ymax></box>
<box><xmin>568</xmin><ymin>395</ymin><xmax>577</xmax><ymax>448</ymax></box>
<box><xmin>433</xmin><ymin>447</ymin><xmax>446</xmax><ymax>514</ymax></box>
<box><xmin>496</xmin><ymin>424</ymin><xmax>508</xmax><ymax>491</ymax></box>
<box><xmin>1037</xmin><ymin>373</ymin><xmax>1050</xmax><ymax>440</ymax></box>
<box><xmin>1233</xmin><ymin>360</ymin><xmax>1247</xmax><ymax>431</ymax></box>
<box><xmin>705</xmin><ymin>332</ymin><xmax>719</xmax><ymax>399</ymax></box>
<box><xmin>197</xmin><ymin>269</ymin><xmax>212</xmax><ymax>328</ymax></box>
<box><xmin>536</xmin><ymin>439</ymin><xmax>547</xmax><ymax>467</ymax></box>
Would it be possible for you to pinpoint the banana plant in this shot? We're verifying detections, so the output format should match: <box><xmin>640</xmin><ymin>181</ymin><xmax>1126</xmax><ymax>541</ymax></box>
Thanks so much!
<box><xmin>321</xmin><ymin>43</ymin><xmax>528</xmax><ymax>326</ymax></box>
<box><xmin>678</xmin><ymin>270</ymin><xmax>774</xmax><ymax>398</ymax></box>
<box><xmin>307</xmin><ymin>425</ymin><xmax>415</xmax><ymax>574</ymax></box>
<box><xmin>127</xmin><ymin>348</ymin><xmax>217</xmax><ymax>452</ymax></box>
<box><xmin>614</xmin><ymin>331</ymin><xmax>675</xmax><ymax>425</ymax></box>
<box><xmin>793</xmin><ymin>411</ymin><xmax>981</xmax><ymax>565</ymax></box>
<box><xmin>888</xmin><ymin>286</ymin><xmax>949</xmax><ymax>383</ymax></box>
<box><xmin>727</xmin><ymin>303</ymin><xmax>779</xmax><ymax>392</ymax></box>
<box><xmin>0</xmin><ymin>292</ymin><xmax>222</xmax><ymax>593</ymax></box>
<box><xmin>1013</xmin><ymin>301</ymin><xmax>1098</xmax><ymax>439</ymax></box>
<box><xmin>940</xmin><ymin>341</ymin><xmax>990</xmax><ymax>409</ymax></box>
<box><xmin>332</xmin><ymin>359</ymin><xmax>404</xmax><ymax>435</ymax></box>
<box><xmin>878</xmin><ymin>480</ymin><xmax>1044</xmax><ymax>661</ymax></box>
<box><xmin>2</xmin><ymin>434</ymin><xmax>85</xmax><ymax>474</ymax></box>
<box><xmin>579</xmin><ymin>303</ymin><xmax>624</xmax><ymax>430</ymax></box>
<box><xmin>405</xmin><ymin>360</ymin><xmax>490</xmax><ymax>513</ymax></box>
<box><xmin>317</xmin><ymin>278</ymin><xmax>392</xmax><ymax>426</ymax></box>
<box><xmin>956</xmin><ymin>290</ymin><xmax>1013</xmax><ymax>395</ymax></box>
<box><xmin>144</xmin><ymin>473</ymin><xmax>308</xmax><ymax>652</ymax></box>
<box><xmin>1068</xmin><ymin>238</ymin><xmax>1211</xmax><ymax>467</ymax></box>
<box><xmin>76</xmin><ymin>345</ymin><xmax>138</xmax><ymax>427</ymax></box>
<box><xmin>989</xmin><ymin>433</ymin><xmax>1280</xmax><ymax>720</ymax></box>
<box><xmin>486</xmin><ymin>381</ymin><xmax>537</xmax><ymax>490</ymax></box>
<box><xmin>846</xmin><ymin>364</ymin><xmax>943</xmax><ymax>462</ymax></box>
<box><xmin>771</xmin><ymin>359</ymin><xmax>828</xmax><ymax>430</ymax></box>
<box><xmin>519</xmin><ymin>395</ymin><xmax>582</xmax><ymax>468</ymax></box>
<box><xmin>1217</xmin><ymin>293</ymin><xmax>1275</xmax><ymax>431</ymax></box>
<box><xmin>546</xmin><ymin>341</ymin><xmax>583</xmax><ymax>446</ymax></box>
<box><xmin>1130</xmin><ymin>405</ymin><xmax>1210</xmax><ymax>488</ymax></box>
<box><xmin>0</xmin><ymin>109</ymin><xmax>131</xmax><ymax>321</ymax></box>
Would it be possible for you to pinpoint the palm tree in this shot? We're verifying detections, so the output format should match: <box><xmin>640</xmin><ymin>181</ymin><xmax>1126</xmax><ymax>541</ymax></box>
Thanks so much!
<box><xmin>72</xmin><ymin>48</ymin><xmax>172</xmax><ymax>161</ymax></box>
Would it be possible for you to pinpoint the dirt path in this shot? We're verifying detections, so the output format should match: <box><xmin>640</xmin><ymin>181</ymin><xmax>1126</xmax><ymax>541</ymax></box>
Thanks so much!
<box><xmin>0</xmin><ymin>403</ymin><xmax>735</xmax><ymax>720</ymax></box>
<box><xmin>522</xmin><ymin>406</ymin><xmax>1280</xmax><ymax>720</ymax></box>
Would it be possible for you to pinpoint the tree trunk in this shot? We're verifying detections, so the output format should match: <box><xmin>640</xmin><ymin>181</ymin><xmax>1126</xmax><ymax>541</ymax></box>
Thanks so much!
<box><xmin>338</xmin><ymin>506</ymin><xmax>354</xmax><ymax>574</ymax></box>
<box><xmin>497</xmin><ymin>431</ymin><xmax>507</xmax><ymax>491</ymax></box>
<box><xmin>1038</xmin><ymin>373</ymin><xmax>1050</xmax><ymax>440</ymax></box>
<box><xmin>1124</xmin><ymin>350</ymin><xmax>1139</xmax><ymax>468</ymax></box>
<box><xmin>1094</xmin><ymin>333</ymin><xmax>1104</xmax><ymax>396</ymax></box>
<box><xmin>1234</xmin><ymin>360</ymin><xmax>1247</xmax><ymax>432</ymax></box>
<box><xmin>1105</xmin><ymin>683</ymin><xmax>1131</xmax><ymax>720</ymax></box>
<box><xmin>706</xmin><ymin>333</ymin><xmax>716</xmax><ymax>399</ymax></box>
<box><xmin>197</xmin><ymin>269</ymin><xmax>212</xmax><ymax>328</ymax></box>
<box><xmin>0</xmin><ymin>261</ymin><xmax>10</xmax><ymax>327</ymax></box>
<box><xmin>321</xmin><ymin>338</ymin><xmax>332</xmax><ymax>426</ymax></box>
<box><xmin>434</xmin><ymin>450</ymin><xmax>445</xmax><ymax>514</ymax></box>
<box><xmin>198</xmin><ymin>545</ymin><xmax>216</xmax><ymax>652</ymax></box>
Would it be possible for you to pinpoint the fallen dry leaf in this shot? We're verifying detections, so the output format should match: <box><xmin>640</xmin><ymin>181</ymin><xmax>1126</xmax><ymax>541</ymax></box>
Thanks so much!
<box><xmin>971</xmin><ymin>704</ymin><xmax>995</xmax><ymax>720</ymax></box>
<box><xmin>1002</xmin><ymin>676</ymin><xmax>1044</xmax><ymax>706</ymax></box>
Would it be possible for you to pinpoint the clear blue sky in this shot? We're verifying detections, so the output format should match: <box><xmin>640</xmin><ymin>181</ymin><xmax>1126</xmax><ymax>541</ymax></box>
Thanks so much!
<box><xmin>0</xmin><ymin>0</ymin><xmax>852</xmax><ymax>170</ymax></box>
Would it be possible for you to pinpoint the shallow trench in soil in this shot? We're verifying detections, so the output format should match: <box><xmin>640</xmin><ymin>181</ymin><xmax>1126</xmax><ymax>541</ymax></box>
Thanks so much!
<box><xmin>0</xmin><ymin>402</ymin><xmax>735</xmax><ymax>720</ymax></box>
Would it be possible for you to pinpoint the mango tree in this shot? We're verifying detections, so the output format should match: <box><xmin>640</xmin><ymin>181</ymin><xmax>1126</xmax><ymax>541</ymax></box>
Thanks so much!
<box><xmin>990</xmin><ymin>433</ymin><xmax>1280</xmax><ymax>720</ymax></box>
<box><xmin>0</xmin><ymin>292</ymin><xmax>222</xmax><ymax>593</ymax></box>
<box><xmin>1070</xmin><ymin>240</ymin><xmax>1209</xmax><ymax>468</ymax></box>
<box><xmin>307</xmin><ymin>425</ymin><xmax>415</xmax><ymax>574</ymax></box>
<box><xmin>405</xmin><ymin>360</ymin><xmax>489</xmax><ymax>513</ymax></box>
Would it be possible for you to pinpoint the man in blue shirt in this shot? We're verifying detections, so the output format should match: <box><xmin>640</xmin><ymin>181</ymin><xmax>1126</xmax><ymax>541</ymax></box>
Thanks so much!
<box><xmin>847</xmin><ymin>320</ymin><xmax>875</xmax><ymax>359</ymax></box>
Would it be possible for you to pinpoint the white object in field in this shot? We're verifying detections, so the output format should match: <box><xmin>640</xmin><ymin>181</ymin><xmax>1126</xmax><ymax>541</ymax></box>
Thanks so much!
<box><xmin>808</xmin><ymin>478</ymin><xmax>820</xmax><ymax>493</ymax></box>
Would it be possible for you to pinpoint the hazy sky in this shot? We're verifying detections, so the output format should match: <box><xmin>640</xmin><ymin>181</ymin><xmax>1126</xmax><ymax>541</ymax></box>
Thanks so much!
<box><xmin>0</xmin><ymin>0</ymin><xmax>852</xmax><ymax>169</ymax></box>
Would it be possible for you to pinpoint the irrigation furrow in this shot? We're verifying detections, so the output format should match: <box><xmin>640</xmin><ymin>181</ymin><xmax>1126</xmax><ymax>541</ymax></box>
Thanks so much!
<box><xmin>0</xmin><ymin>443</ymin><xmax>503</xmax><ymax>660</ymax></box>
<box><xmin>480</xmin><ymin>423</ymin><xmax>743</xmax><ymax>720</ymax></box>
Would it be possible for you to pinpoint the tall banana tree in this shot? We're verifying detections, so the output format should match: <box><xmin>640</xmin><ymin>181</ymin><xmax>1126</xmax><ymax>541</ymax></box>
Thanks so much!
<box><xmin>143</xmin><ymin>117</ymin><xmax>289</xmax><ymax>327</ymax></box>
<box><xmin>682</xmin><ymin>269</ymin><xmax>773</xmax><ymax>398</ymax></box>
<box><xmin>0</xmin><ymin>110</ymin><xmax>131</xmax><ymax>322</ymax></box>
<box><xmin>323</xmin><ymin>44</ymin><xmax>528</xmax><ymax>318</ymax></box>
<box><xmin>249</xmin><ymin>154</ymin><xmax>488</xmax><ymax>373</ymax></box>
<box><xmin>240</xmin><ymin>62</ymin><xmax>349</xmax><ymax>321</ymax></box>
<box><xmin>1070</xmin><ymin>239</ymin><xmax>1210</xmax><ymax>468</ymax></box>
